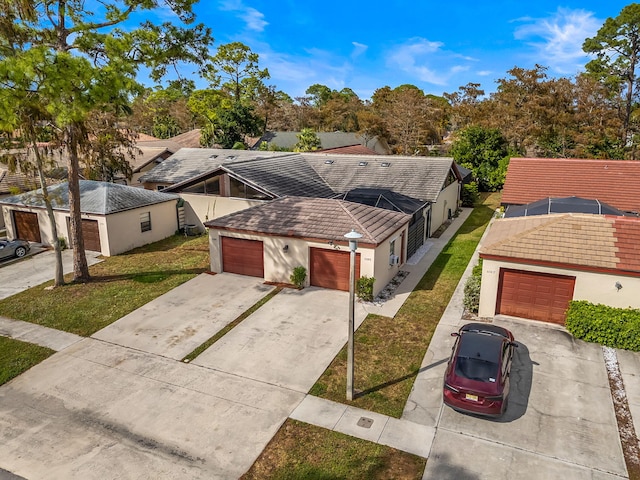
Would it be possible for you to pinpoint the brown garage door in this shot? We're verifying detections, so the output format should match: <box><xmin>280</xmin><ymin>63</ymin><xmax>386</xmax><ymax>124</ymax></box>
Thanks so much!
<box><xmin>14</xmin><ymin>211</ymin><xmax>41</xmax><ymax>243</ymax></box>
<box><xmin>310</xmin><ymin>248</ymin><xmax>361</xmax><ymax>291</ymax></box>
<box><xmin>81</xmin><ymin>219</ymin><xmax>101</xmax><ymax>252</ymax></box>
<box><xmin>496</xmin><ymin>269</ymin><xmax>575</xmax><ymax>324</ymax></box>
<box><xmin>221</xmin><ymin>237</ymin><xmax>264</xmax><ymax>277</ymax></box>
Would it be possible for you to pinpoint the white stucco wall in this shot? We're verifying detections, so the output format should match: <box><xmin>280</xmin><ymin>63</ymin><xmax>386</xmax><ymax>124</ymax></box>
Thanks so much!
<box><xmin>478</xmin><ymin>258</ymin><xmax>640</xmax><ymax>318</ymax></box>
<box><xmin>104</xmin><ymin>201</ymin><xmax>178</xmax><ymax>256</ymax></box>
<box><xmin>208</xmin><ymin>228</ymin><xmax>406</xmax><ymax>297</ymax></box>
<box><xmin>430</xmin><ymin>181</ymin><xmax>460</xmax><ymax>236</ymax></box>
<box><xmin>179</xmin><ymin>194</ymin><xmax>264</xmax><ymax>232</ymax></box>
<box><xmin>2</xmin><ymin>201</ymin><xmax>177</xmax><ymax>257</ymax></box>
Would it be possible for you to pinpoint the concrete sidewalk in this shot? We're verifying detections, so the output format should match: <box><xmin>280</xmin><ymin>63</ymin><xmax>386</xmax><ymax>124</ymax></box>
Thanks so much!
<box><xmin>0</xmin><ymin>316</ymin><xmax>82</xmax><ymax>351</ymax></box>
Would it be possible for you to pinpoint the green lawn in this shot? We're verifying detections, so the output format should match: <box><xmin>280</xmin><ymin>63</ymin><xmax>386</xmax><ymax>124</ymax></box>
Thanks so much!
<box><xmin>0</xmin><ymin>336</ymin><xmax>54</xmax><ymax>386</ymax></box>
<box><xmin>0</xmin><ymin>234</ymin><xmax>210</xmax><ymax>336</ymax></box>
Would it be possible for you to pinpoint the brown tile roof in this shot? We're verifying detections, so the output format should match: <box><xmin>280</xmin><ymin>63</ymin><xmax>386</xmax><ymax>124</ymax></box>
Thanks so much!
<box><xmin>168</xmin><ymin>129</ymin><xmax>202</xmax><ymax>148</ymax></box>
<box><xmin>501</xmin><ymin>158</ymin><xmax>640</xmax><ymax>213</ymax></box>
<box><xmin>480</xmin><ymin>214</ymin><xmax>640</xmax><ymax>274</ymax></box>
<box><xmin>204</xmin><ymin>196</ymin><xmax>411</xmax><ymax>246</ymax></box>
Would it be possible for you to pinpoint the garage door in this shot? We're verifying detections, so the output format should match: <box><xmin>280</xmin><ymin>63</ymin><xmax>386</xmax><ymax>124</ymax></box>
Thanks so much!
<box><xmin>310</xmin><ymin>248</ymin><xmax>361</xmax><ymax>291</ymax></box>
<box><xmin>221</xmin><ymin>237</ymin><xmax>264</xmax><ymax>277</ymax></box>
<box><xmin>496</xmin><ymin>269</ymin><xmax>575</xmax><ymax>324</ymax></box>
<box><xmin>14</xmin><ymin>211</ymin><xmax>41</xmax><ymax>243</ymax></box>
<box><xmin>81</xmin><ymin>219</ymin><xmax>101</xmax><ymax>252</ymax></box>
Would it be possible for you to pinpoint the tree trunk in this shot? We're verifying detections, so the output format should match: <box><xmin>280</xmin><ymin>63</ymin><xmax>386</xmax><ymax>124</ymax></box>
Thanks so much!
<box><xmin>32</xmin><ymin>141</ymin><xmax>65</xmax><ymax>287</ymax></box>
<box><xmin>67</xmin><ymin>124</ymin><xmax>90</xmax><ymax>282</ymax></box>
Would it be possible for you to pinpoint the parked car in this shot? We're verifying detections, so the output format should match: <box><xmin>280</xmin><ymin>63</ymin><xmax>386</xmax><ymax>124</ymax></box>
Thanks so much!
<box><xmin>443</xmin><ymin>322</ymin><xmax>517</xmax><ymax>417</ymax></box>
<box><xmin>0</xmin><ymin>239</ymin><xmax>30</xmax><ymax>261</ymax></box>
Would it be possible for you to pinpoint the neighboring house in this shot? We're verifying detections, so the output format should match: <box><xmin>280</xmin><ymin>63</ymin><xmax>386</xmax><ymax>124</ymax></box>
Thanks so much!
<box><xmin>167</xmin><ymin>129</ymin><xmax>203</xmax><ymax>149</ymax></box>
<box><xmin>0</xmin><ymin>180</ymin><xmax>179</xmax><ymax>256</ymax></box>
<box><xmin>502</xmin><ymin>158</ymin><xmax>640</xmax><ymax>215</ymax></box>
<box><xmin>253</xmin><ymin>131</ymin><xmax>392</xmax><ymax>155</ymax></box>
<box><xmin>316</xmin><ymin>145</ymin><xmax>379</xmax><ymax>155</ymax></box>
<box><xmin>205</xmin><ymin>196</ymin><xmax>411</xmax><ymax>295</ymax></box>
<box><xmin>126</xmin><ymin>146</ymin><xmax>176</xmax><ymax>186</ymax></box>
<box><xmin>477</xmin><ymin>214</ymin><xmax>640</xmax><ymax>325</ymax></box>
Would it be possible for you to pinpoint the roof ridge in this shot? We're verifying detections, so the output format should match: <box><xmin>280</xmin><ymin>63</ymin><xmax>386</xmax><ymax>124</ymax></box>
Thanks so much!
<box><xmin>337</xmin><ymin>200</ymin><xmax>372</xmax><ymax>240</ymax></box>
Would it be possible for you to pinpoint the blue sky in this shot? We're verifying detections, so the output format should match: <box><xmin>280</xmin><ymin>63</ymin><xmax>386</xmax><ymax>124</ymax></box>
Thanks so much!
<box><xmin>164</xmin><ymin>1</ymin><xmax>633</xmax><ymax>100</ymax></box>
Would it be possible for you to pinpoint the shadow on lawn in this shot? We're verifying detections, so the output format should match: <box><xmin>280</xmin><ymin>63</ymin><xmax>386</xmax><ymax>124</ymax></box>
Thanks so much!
<box><xmin>355</xmin><ymin>357</ymin><xmax>449</xmax><ymax>399</ymax></box>
<box><xmin>87</xmin><ymin>268</ymin><xmax>209</xmax><ymax>284</ymax></box>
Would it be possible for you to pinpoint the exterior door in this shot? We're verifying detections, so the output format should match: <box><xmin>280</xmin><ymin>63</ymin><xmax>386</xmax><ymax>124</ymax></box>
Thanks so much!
<box><xmin>310</xmin><ymin>247</ymin><xmax>360</xmax><ymax>291</ymax></box>
<box><xmin>496</xmin><ymin>269</ymin><xmax>575</xmax><ymax>324</ymax></box>
<box><xmin>81</xmin><ymin>219</ymin><xmax>101</xmax><ymax>252</ymax></box>
<box><xmin>13</xmin><ymin>211</ymin><xmax>41</xmax><ymax>243</ymax></box>
<box><xmin>221</xmin><ymin>237</ymin><xmax>264</xmax><ymax>277</ymax></box>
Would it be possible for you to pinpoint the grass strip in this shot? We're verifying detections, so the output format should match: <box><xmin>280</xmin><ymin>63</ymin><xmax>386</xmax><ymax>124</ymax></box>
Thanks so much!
<box><xmin>182</xmin><ymin>286</ymin><xmax>283</xmax><ymax>362</ymax></box>
<box><xmin>309</xmin><ymin>193</ymin><xmax>500</xmax><ymax>417</ymax></box>
<box><xmin>0</xmin><ymin>337</ymin><xmax>55</xmax><ymax>386</ymax></box>
<box><xmin>241</xmin><ymin>419</ymin><xmax>426</xmax><ymax>480</ymax></box>
<box><xmin>0</xmin><ymin>234</ymin><xmax>210</xmax><ymax>336</ymax></box>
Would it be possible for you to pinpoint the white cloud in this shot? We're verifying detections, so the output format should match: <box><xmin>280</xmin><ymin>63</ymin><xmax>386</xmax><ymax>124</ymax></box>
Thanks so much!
<box><xmin>219</xmin><ymin>1</ymin><xmax>268</xmax><ymax>32</ymax></box>
<box><xmin>513</xmin><ymin>8</ymin><xmax>601</xmax><ymax>74</ymax></box>
<box><xmin>351</xmin><ymin>41</ymin><xmax>368</xmax><ymax>59</ymax></box>
<box><xmin>385</xmin><ymin>37</ymin><xmax>469</xmax><ymax>86</ymax></box>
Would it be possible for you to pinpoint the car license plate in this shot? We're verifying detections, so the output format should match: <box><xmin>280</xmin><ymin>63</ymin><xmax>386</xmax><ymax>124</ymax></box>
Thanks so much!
<box><xmin>465</xmin><ymin>394</ymin><xmax>478</xmax><ymax>401</ymax></box>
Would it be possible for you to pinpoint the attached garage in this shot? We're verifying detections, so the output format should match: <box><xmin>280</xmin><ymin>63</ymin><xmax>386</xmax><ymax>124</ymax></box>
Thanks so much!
<box><xmin>81</xmin><ymin>219</ymin><xmax>101</xmax><ymax>252</ymax></box>
<box><xmin>496</xmin><ymin>269</ymin><xmax>575</xmax><ymax>324</ymax></box>
<box><xmin>221</xmin><ymin>237</ymin><xmax>264</xmax><ymax>277</ymax></box>
<box><xmin>310</xmin><ymin>248</ymin><xmax>361</xmax><ymax>291</ymax></box>
<box><xmin>14</xmin><ymin>211</ymin><xmax>41</xmax><ymax>243</ymax></box>
<box><xmin>478</xmin><ymin>214</ymin><xmax>640</xmax><ymax>324</ymax></box>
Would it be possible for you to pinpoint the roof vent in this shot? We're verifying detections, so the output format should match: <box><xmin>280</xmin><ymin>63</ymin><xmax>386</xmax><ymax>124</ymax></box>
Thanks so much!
<box><xmin>358</xmin><ymin>161</ymin><xmax>368</xmax><ymax>167</ymax></box>
<box><xmin>209</xmin><ymin>154</ymin><xmax>218</xmax><ymax>159</ymax></box>
<box><xmin>380</xmin><ymin>162</ymin><xmax>391</xmax><ymax>167</ymax></box>
<box><xmin>325</xmin><ymin>159</ymin><xmax>334</xmax><ymax>164</ymax></box>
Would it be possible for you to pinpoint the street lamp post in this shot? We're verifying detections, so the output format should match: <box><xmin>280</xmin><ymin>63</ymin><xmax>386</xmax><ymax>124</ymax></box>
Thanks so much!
<box><xmin>344</xmin><ymin>229</ymin><xmax>363</xmax><ymax>401</ymax></box>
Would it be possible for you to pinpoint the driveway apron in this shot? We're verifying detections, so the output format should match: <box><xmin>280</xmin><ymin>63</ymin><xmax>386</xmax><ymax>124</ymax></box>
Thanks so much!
<box><xmin>93</xmin><ymin>273</ymin><xmax>274</xmax><ymax>360</ymax></box>
<box><xmin>193</xmin><ymin>286</ymin><xmax>368</xmax><ymax>392</ymax></box>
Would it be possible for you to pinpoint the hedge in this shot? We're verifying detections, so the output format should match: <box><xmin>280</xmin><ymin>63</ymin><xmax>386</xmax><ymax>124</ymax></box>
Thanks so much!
<box><xmin>565</xmin><ymin>300</ymin><xmax>640</xmax><ymax>351</ymax></box>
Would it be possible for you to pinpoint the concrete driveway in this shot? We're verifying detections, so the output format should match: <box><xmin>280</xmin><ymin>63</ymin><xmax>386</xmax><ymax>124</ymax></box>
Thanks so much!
<box><xmin>0</xmin><ymin>274</ymin><xmax>366</xmax><ymax>479</ymax></box>
<box><xmin>0</xmin><ymin>249</ymin><xmax>102</xmax><ymax>300</ymax></box>
<box><xmin>405</xmin><ymin>278</ymin><xmax>628</xmax><ymax>479</ymax></box>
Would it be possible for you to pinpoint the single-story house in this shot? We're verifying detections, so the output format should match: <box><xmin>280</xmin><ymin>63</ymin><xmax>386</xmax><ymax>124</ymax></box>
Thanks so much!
<box><xmin>253</xmin><ymin>131</ymin><xmax>392</xmax><ymax>155</ymax></box>
<box><xmin>477</xmin><ymin>213</ymin><xmax>640</xmax><ymax>325</ymax></box>
<box><xmin>126</xmin><ymin>146</ymin><xmax>176</xmax><ymax>186</ymax></box>
<box><xmin>205</xmin><ymin>196</ymin><xmax>411</xmax><ymax>296</ymax></box>
<box><xmin>0</xmin><ymin>180</ymin><xmax>179</xmax><ymax>256</ymax></box>
<box><xmin>501</xmin><ymin>158</ymin><xmax>640</xmax><ymax>215</ymax></box>
<box><xmin>157</xmin><ymin>151</ymin><xmax>461</xmax><ymax>259</ymax></box>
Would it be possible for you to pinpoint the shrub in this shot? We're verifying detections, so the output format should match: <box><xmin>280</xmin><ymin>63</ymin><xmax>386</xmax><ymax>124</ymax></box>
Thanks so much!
<box><xmin>289</xmin><ymin>266</ymin><xmax>307</xmax><ymax>289</ymax></box>
<box><xmin>463</xmin><ymin>275</ymin><xmax>481</xmax><ymax>313</ymax></box>
<box><xmin>461</xmin><ymin>182</ymin><xmax>479</xmax><ymax>207</ymax></box>
<box><xmin>356</xmin><ymin>276</ymin><xmax>375</xmax><ymax>302</ymax></box>
<box><xmin>565</xmin><ymin>301</ymin><xmax>640</xmax><ymax>351</ymax></box>
<box><xmin>57</xmin><ymin>237</ymin><xmax>67</xmax><ymax>250</ymax></box>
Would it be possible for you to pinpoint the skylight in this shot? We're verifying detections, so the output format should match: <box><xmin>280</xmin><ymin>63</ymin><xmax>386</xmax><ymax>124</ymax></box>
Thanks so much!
<box><xmin>380</xmin><ymin>162</ymin><xmax>391</xmax><ymax>167</ymax></box>
<box><xmin>325</xmin><ymin>159</ymin><xmax>334</xmax><ymax>164</ymax></box>
<box><xmin>358</xmin><ymin>161</ymin><xmax>368</xmax><ymax>167</ymax></box>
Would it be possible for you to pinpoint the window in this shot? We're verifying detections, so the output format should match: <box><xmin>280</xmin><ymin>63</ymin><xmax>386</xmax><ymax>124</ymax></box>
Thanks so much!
<box><xmin>389</xmin><ymin>238</ymin><xmax>396</xmax><ymax>256</ymax></box>
<box><xmin>140</xmin><ymin>212</ymin><xmax>151</xmax><ymax>232</ymax></box>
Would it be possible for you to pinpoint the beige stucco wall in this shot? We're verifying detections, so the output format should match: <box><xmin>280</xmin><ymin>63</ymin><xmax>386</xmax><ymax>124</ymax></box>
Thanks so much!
<box><xmin>2</xmin><ymin>201</ymin><xmax>177</xmax><ymax>256</ymax></box>
<box><xmin>478</xmin><ymin>258</ymin><xmax>640</xmax><ymax>318</ymax></box>
<box><xmin>430</xmin><ymin>180</ymin><xmax>460</xmax><ymax>237</ymax></box>
<box><xmin>179</xmin><ymin>194</ymin><xmax>264</xmax><ymax>233</ymax></box>
<box><xmin>208</xmin><ymin>227</ymin><xmax>407</xmax><ymax>297</ymax></box>
<box><xmin>104</xmin><ymin>201</ymin><xmax>178</xmax><ymax>256</ymax></box>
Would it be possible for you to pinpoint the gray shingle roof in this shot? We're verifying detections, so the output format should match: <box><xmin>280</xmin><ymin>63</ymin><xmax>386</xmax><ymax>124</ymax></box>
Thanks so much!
<box><xmin>303</xmin><ymin>153</ymin><xmax>455</xmax><ymax>202</ymax></box>
<box><xmin>222</xmin><ymin>155</ymin><xmax>335</xmax><ymax>198</ymax></box>
<box><xmin>0</xmin><ymin>180</ymin><xmax>178</xmax><ymax>214</ymax></box>
<box><xmin>205</xmin><ymin>196</ymin><xmax>411</xmax><ymax>245</ymax></box>
<box><xmin>138</xmin><ymin>148</ymin><xmax>293</xmax><ymax>184</ymax></box>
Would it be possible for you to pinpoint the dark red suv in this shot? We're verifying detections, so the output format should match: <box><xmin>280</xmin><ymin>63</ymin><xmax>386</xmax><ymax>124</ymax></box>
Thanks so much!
<box><xmin>443</xmin><ymin>323</ymin><xmax>517</xmax><ymax>417</ymax></box>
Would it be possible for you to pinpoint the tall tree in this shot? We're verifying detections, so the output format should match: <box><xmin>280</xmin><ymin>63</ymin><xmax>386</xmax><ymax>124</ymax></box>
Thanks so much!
<box><xmin>293</xmin><ymin>128</ymin><xmax>321</xmax><ymax>152</ymax></box>
<box><xmin>0</xmin><ymin>0</ymin><xmax>212</xmax><ymax>282</ymax></box>
<box><xmin>583</xmin><ymin>3</ymin><xmax>640</xmax><ymax>154</ymax></box>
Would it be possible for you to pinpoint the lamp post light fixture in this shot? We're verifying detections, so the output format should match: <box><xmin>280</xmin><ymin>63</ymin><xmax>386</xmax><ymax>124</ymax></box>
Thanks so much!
<box><xmin>344</xmin><ymin>228</ymin><xmax>363</xmax><ymax>401</ymax></box>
